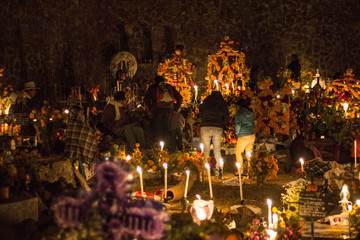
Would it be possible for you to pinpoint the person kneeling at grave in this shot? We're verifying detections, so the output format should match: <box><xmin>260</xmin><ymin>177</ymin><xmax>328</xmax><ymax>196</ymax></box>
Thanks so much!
<box><xmin>101</xmin><ymin>91</ymin><xmax>146</xmax><ymax>151</ymax></box>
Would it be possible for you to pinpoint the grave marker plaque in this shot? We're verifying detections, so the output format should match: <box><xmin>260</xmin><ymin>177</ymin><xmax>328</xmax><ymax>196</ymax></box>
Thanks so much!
<box><xmin>299</xmin><ymin>191</ymin><xmax>326</xmax><ymax>219</ymax></box>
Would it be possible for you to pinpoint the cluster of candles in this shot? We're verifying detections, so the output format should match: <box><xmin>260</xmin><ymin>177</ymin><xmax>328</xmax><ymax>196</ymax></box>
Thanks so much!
<box><xmin>0</xmin><ymin>123</ymin><xmax>16</xmax><ymax>136</ymax></box>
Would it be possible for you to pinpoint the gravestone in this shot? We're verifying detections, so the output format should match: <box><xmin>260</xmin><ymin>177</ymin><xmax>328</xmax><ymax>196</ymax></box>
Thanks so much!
<box><xmin>299</xmin><ymin>190</ymin><xmax>327</xmax><ymax>220</ymax></box>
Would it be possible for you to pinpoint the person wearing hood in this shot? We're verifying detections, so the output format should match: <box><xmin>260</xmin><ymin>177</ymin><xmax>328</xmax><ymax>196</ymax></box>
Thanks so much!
<box><xmin>235</xmin><ymin>99</ymin><xmax>255</xmax><ymax>175</ymax></box>
<box><xmin>199</xmin><ymin>91</ymin><xmax>229</xmax><ymax>176</ymax></box>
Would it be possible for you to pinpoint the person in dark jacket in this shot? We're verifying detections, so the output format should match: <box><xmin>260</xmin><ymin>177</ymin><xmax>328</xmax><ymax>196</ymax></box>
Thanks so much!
<box><xmin>144</xmin><ymin>76</ymin><xmax>183</xmax><ymax>146</ymax></box>
<box><xmin>287</xmin><ymin>54</ymin><xmax>301</xmax><ymax>81</ymax></box>
<box><xmin>235</xmin><ymin>99</ymin><xmax>255</xmax><ymax>174</ymax></box>
<box><xmin>199</xmin><ymin>91</ymin><xmax>229</xmax><ymax>175</ymax></box>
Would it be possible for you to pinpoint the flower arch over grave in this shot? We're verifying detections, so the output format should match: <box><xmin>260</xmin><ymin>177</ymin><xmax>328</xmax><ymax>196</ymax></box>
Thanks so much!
<box><xmin>54</xmin><ymin>158</ymin><xmax>169</xmax><ymax>240</ymax></box>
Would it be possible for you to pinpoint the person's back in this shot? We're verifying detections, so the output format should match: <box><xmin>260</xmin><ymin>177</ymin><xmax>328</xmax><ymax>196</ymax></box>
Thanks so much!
<box><xmin>235</xmin><ymin>107</ymin><xmax>255</xmax><ymax>138</ymax></box>
<box><xmin>199</xmin><ymin>91</ymin><xmax>229</xmax><ymax>128</ymax></box>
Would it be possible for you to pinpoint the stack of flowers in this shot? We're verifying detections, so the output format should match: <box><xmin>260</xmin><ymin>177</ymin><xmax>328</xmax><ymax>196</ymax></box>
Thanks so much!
<box><xmin>273</xmin><ymin>206</ymin><xmax>303</xmax><ymax>240</ymax></box>
<box><xmin>173</xmin><ymin>150</ymin><xmax>206</xmax><ymax>174</ymax></box>
<box><xmin>248</xmin><ymin>152</ymin><xmax>279</xmax><ymax>184</ymax></box>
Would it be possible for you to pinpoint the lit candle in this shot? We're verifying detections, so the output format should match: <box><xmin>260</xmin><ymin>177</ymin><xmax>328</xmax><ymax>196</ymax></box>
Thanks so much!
<box><xmin>184</xmin><ymin>170</ymin><xmax>190</xmax><ymax>198</ymax></box>
<box><xmin>225</xmin><ymin>83</ymin><xmax>229</xmax><ymax>93</ymax></box>
<box><xmin>137</xmin><ymin>166</ymin><xmax>144</xmax><ymax>198</ymax></box>
<box><xmin>299</xmin><ymin>158</ymin><xmax>304</xmax><ymax>173</ymax></box>
<box><xmin>292</xmin><ymin>89</ymin><xmax>295</xmax><ymax>96</ymax></box>
<box><xmin>126</xmin><ymin>155</ymin><xmax>131</xmax><ymax>161</ymax></box>
<box><xmin>236</xmin><ymin>162</ymin><xmax>243</xmax><ymax>201</ymax></box>
<box><xmin>194</xmin><ymin>85</ymin><xmax>198</xmax><ymax>101</ymax></box>
<box><xmin>272</xmin><ymin>213</ymin><xmax>278</xmax><ymax>229</ymax></box>
<box><xmin>247</xmin><ymin>152</ymin><xmax>252</xmax><ymax>172</ymax></box>
<box><xmin>355</xmin><ymin>140</ymin><xmax>357</xmax><ymax>168</ymax></box>
<box><xmin>276</xmin><ymin>95</ymin><xmax>280</xmax><ymax>99</ymax></box>
<box><xmin>214</xmin><ymin>80</ymin><xmax>219</xmax><ymax>91</ymax></box>
<box><xmin>266</xmin><ymin>229</ymin><xmax>277</xmax><ymax>240</ymax></box>
<box><xmin>219</xmin><ymin>158</ymin><xmax>224</xmax><ymax>173</ymax></box>
<box><xmin>200</xmin><ymin>143</ymin><xmax>204</xmax><ymax>153</ymax></box>
<box><xmin>267</xmin><ymin>199</ymin><xmax>272</xmax><ymax>228</ymax></box>
<box><xmin>160</xmin><ymin>141</ymin><xmax>164</xmax><ymax>151</ymax></box>
<box><xmin>163</xmin><ymin>163</ymin><xmax>168</xmax><ymax>199</ymax></box>
<box><xmin>205</xmin><ymin>163</ymin><xmax>213</xmax><ymax>198</ymax></box>
<box><xmin>356</xmin><ymin>199</ymin><xmax>360</xmax><ymax>206</ymax></box>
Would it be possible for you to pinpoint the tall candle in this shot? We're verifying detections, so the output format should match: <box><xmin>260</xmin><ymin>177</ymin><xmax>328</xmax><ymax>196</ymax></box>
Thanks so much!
<box><xmin>247</xmin><ymin>152</ymin><xmax>252</xmax><ymax>172</ymax></box>
<box><xmin>184</xmin><ymin>170</ymin><xmax>190</xmax><ymax>198</ymax></box>
<box><xmin>267</xmin><ymin>199</ymin><xmax>272</xmax><ymax>228</ymax></box>
<box><xmin>163</xmin><ymin>163</ymin><xmax>168</xmax><ymax>199</ymax></box>
<box><xmin>205</xmin><ymin>163</ymin><xmax>213</xmax><ymax>198</ymax></box>
<box><xmin>299</xmin><ymin>158</ymin><xmax>304</xmax><ymax>172</ymax></box>
<box><xmin>214</xmin><ymin>80</ymin><xmax>219</xmax><ymax>91</ymax></box>
<box><xmin>137</xmin><ymin>166</ymin><xmax>144</xmax><ymax>198</ymax></box>
<box><xmin>355</xmin><ymin>140</ymin><xmax>357</xmax><ymax>168</ymax></box>
<box><xmin>225</xmin><ymin>83</ymin><xmax>229</xmax><ymax>94</ymax></box>
<box><xmin>160</xmin><ymin>141</ymin><xmax>164</xmax><ymax>151</ymax></box>
<box><xmin>272</xmin><ymin>213</ymin><xmax>278</xmax><ymax>229</ymax></box>
<box><xmin>194</xmin><ymin>85</ymin><xmax>198</xmax><ymax>101</ymax></box>
<box><xmin>200</xmin><ymin>143</ymin><xmax>204</xmax><ymax>153</ymax></box>
<box><xmin>219</xmin><ymin>158</ymin><xmax>224</xmax><ymax>173</ymax></box>
<box><xmin>236</xmin><ymin>162</ymin><xmax>243</xmax><ymax>201</ymax></box>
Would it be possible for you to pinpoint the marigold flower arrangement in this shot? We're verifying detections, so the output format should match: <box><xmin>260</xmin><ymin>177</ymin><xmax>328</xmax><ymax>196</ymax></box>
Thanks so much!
<box><xmin>248</xmin><ymin>152</ymin><xmax>279</xmax><ymax>184</ymax></box>
<box><xmin>173</xmin><ymin>150</ymin><xmax>206</xmax><ymax>173</ymax></box>
<box><xmin>273</xmin><ymin>206</ymin><xmax>303</xmax><ymax>240</ymax></box>
<box><xmin>348</xmin><ymin>202</ymin><xmax>360</xmax><ymax>232</ymax></box>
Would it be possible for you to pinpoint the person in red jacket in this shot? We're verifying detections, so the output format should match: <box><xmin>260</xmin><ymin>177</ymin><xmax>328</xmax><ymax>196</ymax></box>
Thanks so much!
<box><xmin>144</xmin><ymin>76</ymin><xmax>183</xmax><ymax>147</ymax></box>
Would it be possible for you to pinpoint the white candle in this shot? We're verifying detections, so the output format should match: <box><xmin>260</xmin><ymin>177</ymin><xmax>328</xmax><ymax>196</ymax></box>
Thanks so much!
<box><xmin>137</xmin><ymin>166</ymin><xmax>144</xmax><ymax>198</ymax></box>
<box><xmin>247</xmin><ymin>152</ymin><xmax>252</xmax><ymax>172</ymax></box>
<box><xmin>355</xmin><ymin>140</ymin><xmax>357</xmax><ymax>168</ymax></box>
<box><xmin>184</xmin><ymin>170</ymin><xmax>190</xmax><ymax>198</ymax></box>
<box><xmin>160</xmin><ymin>141</ymin><xmax>164</xmax><ymax>151</ymax></box>
<box><xmin>214</xmin><ymin>80</ymin><xmax>219</xmax><ymax>91</ymax></box>
<box><xmin>194</xmin><ymin>85</ymin><xmax>198</xmax><ymax>101</ymax></box>
<box><xmin>272</xmin><ymin>213</ymin><xmax>278</xmax><ymax>229</ymax></box>
<box><xmin>200</xmin><ymin>143</ymin><xmax>204</xmax><ymax>153</ymax></box>
<box><xmin>205</xmin><ymin>163</ymin><xmax>213</xmax><ymax>198</ymax></box>
<box><xmin>267</xmin><ymin>199</ymin><xmax>272</xmax><ymax>228</ymax></box>
<box><xmin>225</xmin><ymin>83</ymin><xmax>229</xmax><ymax>93</ymax></box>
<box><xmin>163</xmin><ymin>163</ymin><xmax>168</xmax><ymax>199</ymax></box>
<box><xmin>299</xmin><ymin>158</ymin><xmax>304</xmax><ymax>172</ymax></box>
<box><xmin>236</xmin><ymin>162</ymin><xmax>243</xmax><ymax>201</ymax></box>
<box><xmin>219</xmin><ymin>158</ymin><xmax>224</xmax><ymax>173</ymax></box>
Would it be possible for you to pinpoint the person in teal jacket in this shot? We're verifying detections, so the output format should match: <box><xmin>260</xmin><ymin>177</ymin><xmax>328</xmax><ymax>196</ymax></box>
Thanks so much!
<box><xmin>235</xmin><ymin>99</ymin><xmax>255</xmax><ymax>174</ymax></box>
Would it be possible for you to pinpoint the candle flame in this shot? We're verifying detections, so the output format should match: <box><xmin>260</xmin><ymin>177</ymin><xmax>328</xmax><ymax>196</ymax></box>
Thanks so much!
<box><xmin>236</xmin><ymin>162</ymin><xmax>241</xmax><ymax>169</ymax></box>
<box><xmin>126</xmin><ymin>155</ymin><xmax>131</xmax><ymax>161</ymax></box>
<box><xmin>219</xmin><ymin>158</ymin><xmax>224</xmax><ymax>166</ymax></box>
<box><xmin>194</xmin><ymin>85</ymin><xmax>198</xmax><ymax>90</ymax></box>
<box><xmin>343</xmin><ymin>102</ymin><xmax>349</xmax><ymax>112</ymax></box>
<box><xmin>299</xmin><ymin>158</ymin><xmax>304</xmax><ymax>164</ymax></box>
<box><xmin>348</xmin><ymin>204</ymin><xmax>353</xmax><ymax>211</ymax></box>
<box><xmin>214</xmin><ymin>80</ymin><xmax>218</xmax><ymax>85</ymax></box>
<box><xmin>163</xmin><ymin>162</ymin><xmax>168</xmax><ymax>169</ymax></box>
<box><xmin>196</xmin><ymin>194</ymin><xmax>201</xmax><ymax>200</ymax></box>
<box><xmin>186</xmin><ymin>169</ymin><xmax>190</xmax><ymax>175</ymax></box>
<box><xmin>205</xmin><ymin>163</ymin><xmax>210</xmax><ymax>169</ymax></box>
<box><xmin>137</xmin><ymin>166</ymin><xmax>142</xmax><ymax>174</ymax></box>
<box><xmin>356</xmin><ymin>199</ymin><xmax>360</xmax><ymax>206</ymax></box>
<box><xmin>247</xmin><ymin>152</ymin><xmax>252</xmax><ymax>158</ymax></box>
<box><xmin>159</xmin><ymin>141</ymin><xmax>164</xmax><ymax>150</ymax></box>
<box><xmin>64</xmin><ymin>109</ymin><xmax>69</xmax><ymax>114</ymax></box>
<box><xmin>200</xmin><ymin>143</ymin><xmax>204</xmax><ymax>152</ymax></box>
<box><xmin>267</xmin><ymin>199</ymin><xmax>272</xmax><ymax>205</ymax></box>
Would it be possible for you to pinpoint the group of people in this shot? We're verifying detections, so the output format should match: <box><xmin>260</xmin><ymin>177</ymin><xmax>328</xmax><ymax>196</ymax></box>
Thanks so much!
<box><xmin>199</xmin><ymin>91</ymin><xmax>255</xmax><ymax>176</ymax></box>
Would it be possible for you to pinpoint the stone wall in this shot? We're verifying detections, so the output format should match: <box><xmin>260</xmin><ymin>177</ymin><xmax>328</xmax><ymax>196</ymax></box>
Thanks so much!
<box><xmin>0</xmin><ymin>0</ymin><xmax>359</xmax><ymax>99</ymax></box>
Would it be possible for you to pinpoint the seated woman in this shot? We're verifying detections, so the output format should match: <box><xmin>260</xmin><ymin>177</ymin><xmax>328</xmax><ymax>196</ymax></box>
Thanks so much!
<box><xmin>101</xmin><ymin>91</ymin><xmax>146</xmax><ymax>151</ymax></box>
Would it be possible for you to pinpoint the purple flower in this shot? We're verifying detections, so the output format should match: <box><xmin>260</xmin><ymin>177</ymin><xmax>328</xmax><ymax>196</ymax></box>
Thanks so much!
<box><xmin>95</xmin><ymin>161</ymin><xmax>133</xmax><ymax>199</ymax></box>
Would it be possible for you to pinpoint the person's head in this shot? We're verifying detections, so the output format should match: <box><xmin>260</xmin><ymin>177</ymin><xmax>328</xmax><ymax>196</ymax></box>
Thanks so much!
<box><xmin>114</xmin><ymin>91</ymin><xmax>126</xmax><ymax>103</ymax></box>
<box><xmin>23</xmin><ymin>81</ymin><xmax>38</xmax><ymax>98</ymax></box>
<box><xmin>154</xmin><ymin>75</ymin><xmax>165</xmax><ymax>85</ymax></box>
<box><xmin>236</xmin><ymin>99</ymin><xmax>249</xmax><ymax>110</ymax></box>
<box><xmin>290</xmin><ymin>54</ymin><xmax>298</xmax><ymax>62</ymax></box>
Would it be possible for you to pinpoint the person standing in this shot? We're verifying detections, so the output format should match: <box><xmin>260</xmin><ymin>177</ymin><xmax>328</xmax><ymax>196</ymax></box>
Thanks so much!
<box><xmin>169</xmin><ymin>109</ymin><xmax>186</xmax><ymax>152</ymax></box>
<box><xmin>199</xmin><ymin>91</ymin><xmax>229</xmax><ymax>175</ymax></box>
<box><xmin>235</xmin><ymin>99</ymin><xmax>255</xmax><ymax>174</ymax></box>
<box><xmin>287</xmin><ymin>54</ymin><xmax>301</xmax><ymax>81</ymax></box>
<box><xmin>144</xmin><ymin>76</ymin><xmax>183</xmax><ymax>147</ymax></box>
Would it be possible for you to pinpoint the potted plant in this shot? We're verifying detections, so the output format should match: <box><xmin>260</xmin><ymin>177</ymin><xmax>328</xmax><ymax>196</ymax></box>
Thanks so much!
<box><xmin>0</xmin><ymin>167</ymin><xmax>12</xmax><ymax>199</ymax></box>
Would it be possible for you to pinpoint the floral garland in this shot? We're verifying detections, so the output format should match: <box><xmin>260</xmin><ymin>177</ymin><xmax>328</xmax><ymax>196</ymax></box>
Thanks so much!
<box><xmin>157</xmin><ymin>48</ymin><xmax>195</xmax><ymax>104</ymax></box>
